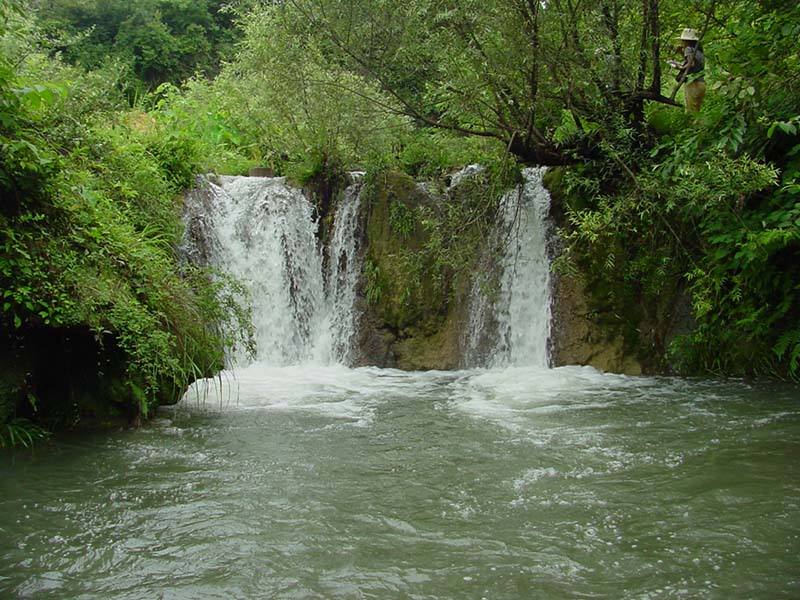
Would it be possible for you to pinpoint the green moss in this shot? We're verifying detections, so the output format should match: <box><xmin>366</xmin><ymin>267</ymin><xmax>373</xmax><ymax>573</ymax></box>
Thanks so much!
<box><xmin>363</xmin><ymin>171</ymin><xmax>449</xmax><ymax>332</ymax></box>
<box><xmin>357</xmin><ymin>167</ymin><xmax>506</xmax><ymax>369</ymax></box>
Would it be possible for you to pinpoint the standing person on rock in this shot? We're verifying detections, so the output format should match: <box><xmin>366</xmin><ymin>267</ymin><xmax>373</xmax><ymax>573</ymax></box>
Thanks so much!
<box><xmin>668</xmin><ymin>28</ymin><xmax>706</xmax><ymax>113</ymax></box>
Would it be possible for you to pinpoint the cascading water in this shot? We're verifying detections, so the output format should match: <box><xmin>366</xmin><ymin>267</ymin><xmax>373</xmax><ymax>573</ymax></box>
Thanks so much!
<box><xmin>465</xmin><ymin>167</ymin><xmax>552</xmax><ymax>368</ymax></box>
<box><xmin>313</xmin><ymin>178</ymin><xmax>364</xmax><ymax>365</ymax></box>
<box><xmin>182</xmin><ymin>175</ymin><xmax>364</xmax><ymax>367</ymax></box>
<box><xmin>183</xmin><ymin>168</ymin><xmax>550</xmax><ymax>370</ymax></box>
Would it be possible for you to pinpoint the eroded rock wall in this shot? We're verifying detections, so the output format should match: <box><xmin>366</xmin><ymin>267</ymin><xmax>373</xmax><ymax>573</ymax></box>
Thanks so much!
<box><xmin>349</xmin><ymin>171</ymin><xmax>471</xmax><ymax>370</ymax></box>
<box><xmin>544</xmin><ymin>168</ymin><xmax>694</xmax><ymax>375</ymax></box>
<box><xmin>315</xmin><ymin>165</ymin><xmax>690</xmax><ymax>374</ymax></box>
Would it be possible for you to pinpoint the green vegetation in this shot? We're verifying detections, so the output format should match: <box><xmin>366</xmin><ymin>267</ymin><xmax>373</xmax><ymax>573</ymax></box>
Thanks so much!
<box><xmin>1</xmin><ymin>0</ymin><xmax>798</xmax><ymax>446</ymax></box>
<box><xmin>34</xmin><ymin>0</ymin><xmax>236</xmax><ymax>91</ymax></box>
<box><xmin>554</xmin><ymin>2</ymin><xmax>800</xmax><ymax>377</ymax></box>
<box><xmin>0</xmin><ymin>0</ymin><xmax>251</xmax><ymax>444</ymax></box>
<box><xmin>1</xmin><ymin>418</ymin><xmax>49</xmax><ymax>448</ymax></box>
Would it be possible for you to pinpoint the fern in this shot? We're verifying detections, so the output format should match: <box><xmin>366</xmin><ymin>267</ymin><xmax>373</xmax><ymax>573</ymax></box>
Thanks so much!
<box><xmin>774</xmin><ymin>328</ymin><xmax>800</xmax><ymax>377</ymax></box>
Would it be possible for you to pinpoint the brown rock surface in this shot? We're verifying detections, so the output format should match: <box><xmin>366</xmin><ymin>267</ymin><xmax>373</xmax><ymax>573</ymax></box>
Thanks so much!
<box><xmin>550</xmin><ymin>272</ymin><xmax>643</xmax><ymax>375</ymax></box>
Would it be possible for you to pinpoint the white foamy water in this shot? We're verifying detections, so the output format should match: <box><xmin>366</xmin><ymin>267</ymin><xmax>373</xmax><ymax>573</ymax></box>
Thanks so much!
<box><xmin>465</xmin><ymin>167</ymin><xmax>552</xmax><ymax>368</ymax></box>
<box><xmin>317</xmin><ymin>181</ymin><xmax>364</xmax><ymax>365</ymax></box>
<box><xmin>182</xmin><ymin>175</ymin><xmax>364</xmax><ymax>367</ymax></box>
<box><xmin>183</xmin><ymin>364</ymin><xmax>384</xmax><ymax>423</ymax></box>
<box><xmin>450</xmin><ymin>365</ymin><xmax>640</xmax><ymax>432</ymax></box>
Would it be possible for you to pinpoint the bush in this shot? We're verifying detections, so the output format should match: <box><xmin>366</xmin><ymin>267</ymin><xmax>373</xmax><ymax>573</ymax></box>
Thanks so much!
<box><xmin>0</xmin><ymin>18</ymin><xmax>249</xmax><ymax>440</ymax></box>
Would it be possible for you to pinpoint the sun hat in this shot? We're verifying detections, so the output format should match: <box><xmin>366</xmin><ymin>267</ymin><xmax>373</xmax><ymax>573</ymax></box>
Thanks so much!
<box><xmin>677</xmin><ymin>28</ymin><xmax>700</xmax><ymax>41</ymax></box>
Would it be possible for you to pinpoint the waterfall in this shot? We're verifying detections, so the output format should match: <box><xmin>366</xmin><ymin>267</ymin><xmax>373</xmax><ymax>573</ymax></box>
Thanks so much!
<box><xmin>182</xmin><ymin>175</ymin><xmax>364</xmax><ymax>367</ymax></box>
<box><xmin>313</xmin><ymin>179</ymin><xmax>364</xmax><ymax>365</ymax></box>
<box><xmin>465</xmin><ymin>167</ymin><xmax>552</xmax><ymax>368</ymax></box>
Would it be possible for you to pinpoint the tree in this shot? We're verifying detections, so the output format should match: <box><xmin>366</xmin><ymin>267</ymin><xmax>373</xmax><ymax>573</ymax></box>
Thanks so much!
<box><xmin>33</xmin><ymin>0</ymin><xmax>237</xmax><ymax>88</ymax></box>
<box><xmin>269</xmin><ymin>0</ymin><xmax>707</xmax><ymax>164</ymax></box>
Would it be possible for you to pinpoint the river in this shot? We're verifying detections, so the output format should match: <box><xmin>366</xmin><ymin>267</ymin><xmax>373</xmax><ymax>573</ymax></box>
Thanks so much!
<box><xmin>2</xmin><ymin>365</ymin><xmax>799</xmax><ymax>598</ymax></box>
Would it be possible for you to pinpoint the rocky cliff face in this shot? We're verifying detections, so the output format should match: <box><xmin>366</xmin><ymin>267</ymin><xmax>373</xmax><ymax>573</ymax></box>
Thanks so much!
<box><xmin>308</xmin><ymin>165</ymin><xmax>691</xmax><ymax>374</ymax></box>
<box><xmin>543</xmin><ymin>168</ymin><xmax>694</xmax><ymax>375</ymax></box>
<box><xmin>548</xmin><ymin>272</ymin><xmax>644</xmax><ymax>375</ymax></box>
<box><xmin>348</xmin><ymin>171</ymin><xmax>470</xmax><ymax>370</ymax></box>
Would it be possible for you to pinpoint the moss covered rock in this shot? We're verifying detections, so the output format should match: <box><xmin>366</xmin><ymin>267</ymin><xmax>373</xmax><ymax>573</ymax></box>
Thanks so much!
<box><xmin>352</xmin><ymin>171</ymin><xmax>472</xmax><ymax>370</ymax></box>
<box><xmin>544</xmin><ymin>167</ymin><xmax>693</xmax><ymax>375</ymax></box>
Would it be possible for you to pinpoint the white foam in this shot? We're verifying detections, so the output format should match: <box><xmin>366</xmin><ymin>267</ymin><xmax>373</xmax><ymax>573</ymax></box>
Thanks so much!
<box><xmin>449</xmin><ymin>366</ymin><xmax>655</xmax><ymax>429</ymax></box>
<box><xmin>464</xmin><ymin>168</ymin><xmax>553</xmax><ymax>368</ymax></box>
<box><xmin>182</xmin><ymin>176</ymin><xmax>365</xmax><ymax>367</ymax></box>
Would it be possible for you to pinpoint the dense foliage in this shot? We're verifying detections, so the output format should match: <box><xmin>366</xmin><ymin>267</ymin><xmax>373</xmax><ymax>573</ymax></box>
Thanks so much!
<box><xmin>1</xmin><ymin>0</ymin><xmax>798</xmax><ymax>446</ymax></box>
<box><xmin>558</xmin><ymin>1</ymin><xmax>800</xmax><ymax>377</ymax></box>
<box><xmin>33</xmin><ymin>0</ymin><xmax>237</xmax><ymax>90</ymax></box>
<box><xmin>0</xmin><ymin>0</ymin><xmax>250</xmax><ymax>444</ymax></box>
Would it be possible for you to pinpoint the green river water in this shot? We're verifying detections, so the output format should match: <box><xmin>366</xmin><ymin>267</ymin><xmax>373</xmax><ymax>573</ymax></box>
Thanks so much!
<box><xmin>1</xmin><ymin>365</ymin><xmax>799</xmax><ymax>598</ymax></box>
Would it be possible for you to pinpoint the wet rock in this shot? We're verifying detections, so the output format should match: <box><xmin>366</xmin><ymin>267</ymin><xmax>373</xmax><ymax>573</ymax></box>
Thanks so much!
<box><xmin>248</xmin><ymin>167</ymin><xmax>275</xmax><ymax>177</ymax></box>
<box><xmin>544</xmin><ymin>168</ymin><xmax>694</xmax><ymax>375</ymax></box>
<box><xmin>549</xmin><ymin>272</ymin><xmax>643</xmax><ymax>375</ymax></box>
<box><xmin>352</xmin><ymin>171</ymin><xmax>471</xmax><ymax>370</ymax></box>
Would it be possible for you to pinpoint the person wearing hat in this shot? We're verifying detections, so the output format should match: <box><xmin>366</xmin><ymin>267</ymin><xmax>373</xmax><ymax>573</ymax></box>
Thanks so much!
<box><xmin>668</xmin><ymin>28</ymin><xmax>706</xmax><ymax>112</ymax></box>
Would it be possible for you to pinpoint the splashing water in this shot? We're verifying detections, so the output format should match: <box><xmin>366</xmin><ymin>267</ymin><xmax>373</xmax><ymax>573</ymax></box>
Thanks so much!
<box><xmin>314</xmin><ymin>180</ymin><xmax>364</xmax><ymax>365</ymax></box>
<box><xmin>465</xmin><ymin>167</ymin><xmax>552</xmax><ymax>368</ymax></box>
<box><xmin>182</xmin><ymin>175</ymin><xmax>364</xmax><ymax>366</ymax></box>
<box><xmin>492</xmin><ymin>167</ymin><xmax>552</xmax><ymax>367</ymax></box>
